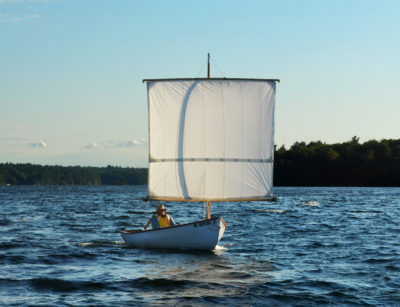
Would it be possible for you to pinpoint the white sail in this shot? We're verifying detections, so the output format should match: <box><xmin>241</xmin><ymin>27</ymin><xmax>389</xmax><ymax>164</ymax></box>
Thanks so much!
<box><xmin>146</xmin><ymin>78</ymin><xmax>277</xmax><ymax>201</ymax></box>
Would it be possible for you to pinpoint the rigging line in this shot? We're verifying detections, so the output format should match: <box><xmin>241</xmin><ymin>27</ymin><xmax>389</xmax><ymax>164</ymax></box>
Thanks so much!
<box><xmin>211</xmin><ymin>58</ymin><xmax>226</xmax><ymax>78</ymax></box>
<box><xmin>196</xmin><ymin>60</ymin><xmax>207</xmax><ymax>78</ymax></box>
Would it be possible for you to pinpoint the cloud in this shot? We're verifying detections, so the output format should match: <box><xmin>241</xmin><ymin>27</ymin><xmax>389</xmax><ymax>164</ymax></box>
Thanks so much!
<box><xmin>85</xmin><ymin>139</ymin><xmax>146</xmax><ymax>150</ymax></box>
<box><xmin>0</xmin><ymin>0</ymin><xmax>53</xmax><ymax>3</ymax></box>
<box><xmin>0</xmin><ymin>14</ymin><xmax>11</xmax><ymax>22</ymax></box>
<box><xmin>0</xmin><ymin>136</ymin><xmax>43</xmax><ymax>147</ymax></box>
<box><xmin>117</xmin><ymin>140</ymin><xmax>141</xmax><ymax>148</ymax></box>
<box><xmin>0</xmin><ymin>0</ymin><xmax>46</xmax><ymax>22</ymax></box>
<box><xmin>29</xmin><ymin>0</ymin><xmax>56</xmax><ymax>3</ymax></box>
<box><xmin>26</xmin><ymin>14</ymin><xmax>40</xmax><ymax>19</ymax></box>
<box><xmin>0</xmin><ymin>15</ymin><xmax>22</xmax><ymax>23</ymax></box>
<box><xmin>0</xmin><ymin>13</ymin><xmax>39</xmax><ymax>22</ymax></box>
<box><xmin>0</xmin><ymin>0</ymin><xmax>23</xmax><ymax>4</ymax></box>
<box><xmin>30</xmin><ymin>140</ymin><xmax>47</xmax><ymax>148</ymax></box>
<box><xmin>85</xmin><ymin>142</ymin><xmax>99</xmax><ymax>149</ymax></box>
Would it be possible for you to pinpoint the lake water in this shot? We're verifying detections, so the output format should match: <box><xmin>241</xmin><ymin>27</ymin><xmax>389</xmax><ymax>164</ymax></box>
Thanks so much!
<box><xmin>1</xmin><ymin>186</ymin><xmax>400</xmax><ymax>306</ymax></box>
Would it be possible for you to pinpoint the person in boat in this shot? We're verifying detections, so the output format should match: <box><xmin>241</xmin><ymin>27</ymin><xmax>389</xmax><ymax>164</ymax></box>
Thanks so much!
<box><xmin>151</xmin><ymin>203</ymin><xmax>176</xmax><ymax>229</ymax></box>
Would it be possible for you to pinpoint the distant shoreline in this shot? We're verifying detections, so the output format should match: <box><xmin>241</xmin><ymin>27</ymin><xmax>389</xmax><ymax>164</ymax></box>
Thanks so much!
<box><xmin>2</xmin><ymin>138</ymin><xmax>400</xmax><ymax>187</ymax></box>
<box><xmin>0</xmin><ymin>164</ymin><xmax>147</xmax><ymax>186</ymax></box>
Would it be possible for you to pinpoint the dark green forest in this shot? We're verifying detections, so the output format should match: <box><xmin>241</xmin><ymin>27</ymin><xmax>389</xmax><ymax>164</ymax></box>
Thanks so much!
<box><xmin>0</xmin><ymin>164</ymin><xmax>147</xmax><ymax>185</ymax></box>
<box><xmin>1</xmin><ymin>138</ymin><xmax>400</xmax><ymax>186</ymax></box>
<box><xmin>274</xmin><ymin>137</ymin><xmax>400</xmax><ymax>186</ymax></box>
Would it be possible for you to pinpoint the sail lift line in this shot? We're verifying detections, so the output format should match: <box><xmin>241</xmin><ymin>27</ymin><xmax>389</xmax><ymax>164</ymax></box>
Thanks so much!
<box><xmin>195</xmin><ymin>53</ymin><xmax>210</xmax><ymax>78</ymax></box>
<box><xmin>195</xmin><ymin>61</ymin><xmax>208</xmax><ymax>78</ymax></box>
<box><xmin>207</xmin><ymin>53</ymin><xmax>210</xmax><ymax>78</ymax></box>
<box><xmin>210</xmin><ymin>57</ymin><xmax>226</xmax><ymax>78</ymax></box>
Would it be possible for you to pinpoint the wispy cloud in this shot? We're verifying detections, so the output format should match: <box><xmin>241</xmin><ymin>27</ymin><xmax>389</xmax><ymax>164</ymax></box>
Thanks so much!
<box><xmin>26</xmin><ymin>13</ymin><xmax>40</xmax><ymax>19</ymax></box>
<box><xmin>0</xmin><ymin>0</ymin><xmax>48</xmax><ymax>22</ymax></box>
<box><xmin>0</xmin><ymin>0</ymin><xmax>54</xmax><ymax>3</ymax></box>
<box><xmin>29</xmin><ymin>0</ymin><xmax>56</xmax><ymax>3</ymax></box>
<box><xmin>0</xmin><ymin>14</ymin><xmax>11</xmax><ymax>23</ymax></box>
<box><xmin>0</xmin><ymin>0</ymin><xmax>23</xmax><ymax>4</ymax></box>
<box><xmin>117</xmin><ymin>140</ymin><xmax>143</xmax><ymax>148</ymax></box>
<box><xmin>0</xmin><ymin>13</ymin><xmax>40</xmax><ymax>23</ymax></box>
<box><xmin>85</xmin><ymin>142</ymin><xmax>100</xmax><ymax>149</ymax></box>
<box><xmin>30</xmin><ymin>140</ymin><xmax>47</xmax><ymax>148</ymax></box>
<box><xmin>85</xmin><ymin>139</ymin><xmax>146</xmax><ymax>150</ymax></box>
<box><xmin>0</xmin><ymin>136</ymin><xmax>47</xmax><ymax>148</ymax></box>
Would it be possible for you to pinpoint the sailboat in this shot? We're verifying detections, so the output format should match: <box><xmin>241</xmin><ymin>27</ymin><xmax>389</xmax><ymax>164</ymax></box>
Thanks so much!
<box><xmin>121</xmin><ymin>55</ymin><xmax>279</xmax><ymax>250</ymax></box>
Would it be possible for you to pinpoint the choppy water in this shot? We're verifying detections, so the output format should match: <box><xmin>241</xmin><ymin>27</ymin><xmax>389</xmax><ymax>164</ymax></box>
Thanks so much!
<box><xmin>1</xmin><ymin>186</ymin><xmax>400</xmax><ymax>306</ymax></box>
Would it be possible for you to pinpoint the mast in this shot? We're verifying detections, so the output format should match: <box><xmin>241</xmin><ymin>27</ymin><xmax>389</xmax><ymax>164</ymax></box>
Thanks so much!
<box><xmin>207</xmin><ymin>53</ymin><xmax>210</xmax><ymax>78</ymax></box>
<box><xmin>206</xmin><ymin>201</ymin><xmax>211</xmax><ymax>220</ymax></box>
<box><xmin>208</xmin><ymin>55</ymin><xmax>212</xmax><ymax>219</ymax></box>
<box><xmin>206</xmin><ymin>53</ymin><xmax>211</xmax><ymax>219</ymax></box>
<box><xmin>207</xmin><ymin>54</ymin><xmax>211</xmax><ymax>219</ymax></box>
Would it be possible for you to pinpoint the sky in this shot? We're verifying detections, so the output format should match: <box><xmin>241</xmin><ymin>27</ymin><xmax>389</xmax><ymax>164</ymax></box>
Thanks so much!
<box><xmin>1</xmin><ymin>0</ymin><xmax>399</xmax><ymax>167</ymax></box>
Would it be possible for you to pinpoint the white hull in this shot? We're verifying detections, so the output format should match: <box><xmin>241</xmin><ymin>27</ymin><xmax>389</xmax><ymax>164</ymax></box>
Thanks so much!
<box><xmin>121</xmin><ymin>217</ymin><xmax>226</xmax><ymax>250</ymax></box>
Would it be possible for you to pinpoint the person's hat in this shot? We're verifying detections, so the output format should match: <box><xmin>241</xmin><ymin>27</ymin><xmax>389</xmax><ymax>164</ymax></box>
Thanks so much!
<box><xmin>157</xmin><ymin>204</ymin><xmax>166</xmax><ymax>211</ymax></box>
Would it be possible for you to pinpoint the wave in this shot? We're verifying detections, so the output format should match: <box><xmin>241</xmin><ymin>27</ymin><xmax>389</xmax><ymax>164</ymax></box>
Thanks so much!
<box><xmin>385</xmin><ymin>265</ymin><xmax>400</xmax><ymax>271</ymax></box>
<box><xmin>251</xmin><ymin>209</ymin><xmax>287</xmax><ymax>214</ymax></box>
<box><xmin>0</xmin><ymin>242</ymin><xmax>22</xmax><ymax>250</ymax></box>
<box><xmin>77</xmin><ymin>240</ymin><xmax>125</xmax><ymax>247</ymax></box>
<box><xmin>24</xmin><ymin>277</ymin><xmax>234</xmax><ymax>294</ymax></box>
<box><xmin>298</xmin><ymin>201</ymin><xmax>319</xmax><ymax>207</ymax></box>
<box><xmin>257</xmin><ymin>279</ymin><xmax>363</xmax><ymax>305</ymax></box>
<box><xmin>0</xmin><ymin>218</ymin><xmax>11</xmax><ymax>226</ymax></box>
<box><xmin>364</xmin><ymin>258</ymin><xmax>395</xmax><ymax>264</ymax></box>
<box><xmin>30</xmin><ymin>278</ymin><xmax>107</xmax><ymax>292</ymax></box>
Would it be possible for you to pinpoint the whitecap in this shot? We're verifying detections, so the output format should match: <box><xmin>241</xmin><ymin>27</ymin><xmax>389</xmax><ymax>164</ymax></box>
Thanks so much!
<box><xmin>214</xmin><ymin>245</ymin><xmax>227</xmax><ymax>250</ymax></box>
<box><xmin>77</xmin><ymin>242</ymin><xmax>94</xmax><ymax>247</ymax></box>
<box><xmin>298</xmin><ymin>201</ymin><xmax>319</xmax><ymax>207</ymax></box>
<box><xmin>265</xmin><ymin>209</ymin><xmax>285</xmax><ymax>213</ymax></box>
<box><xmin>112</xmin><ymin>241</ymin><xmax>125</xmax><ymax>245</ymax></box>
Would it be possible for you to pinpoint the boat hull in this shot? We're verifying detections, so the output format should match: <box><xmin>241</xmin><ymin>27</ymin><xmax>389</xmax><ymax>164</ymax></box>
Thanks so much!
<box><xmin>121</xmin><ymin>217</ymin><xmax>226</xmax><ymax>250</ymax></box>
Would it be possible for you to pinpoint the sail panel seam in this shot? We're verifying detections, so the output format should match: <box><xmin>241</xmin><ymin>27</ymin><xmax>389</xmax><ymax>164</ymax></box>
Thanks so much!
<box><xmin>150</xmin><ymin>158</ymin><xmax>273</xmax><ymax>163</ymax></box>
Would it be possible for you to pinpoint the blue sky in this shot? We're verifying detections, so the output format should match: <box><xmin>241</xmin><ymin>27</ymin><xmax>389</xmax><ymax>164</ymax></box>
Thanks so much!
<box><xmin>1</xmin><ymin>0</ymin><xmax>399</xmax><ymax>167</ymax></box>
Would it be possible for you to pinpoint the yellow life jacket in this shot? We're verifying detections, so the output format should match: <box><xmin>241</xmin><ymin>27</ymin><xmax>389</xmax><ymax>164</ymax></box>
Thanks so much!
<box><xmin>157</xmin><ymin>214</ymin><xmax>171</xmax><ymax>228</ymax></box>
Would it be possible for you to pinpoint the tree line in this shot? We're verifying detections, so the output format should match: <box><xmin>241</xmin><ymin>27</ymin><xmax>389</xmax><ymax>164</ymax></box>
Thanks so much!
<box><xmin>274</xmin><ymin>137</ymin><xmax>400</xmax><ymax>186</ymax></box>
<box><xmin>0</xmin><ymin>164</ymin><xmax>147</xmax><ymax>185</ymax></box>
<box><xmin>1</xmin><ymin>137</ymin><xmax>400</xmax><ymax>186</ymax></box>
